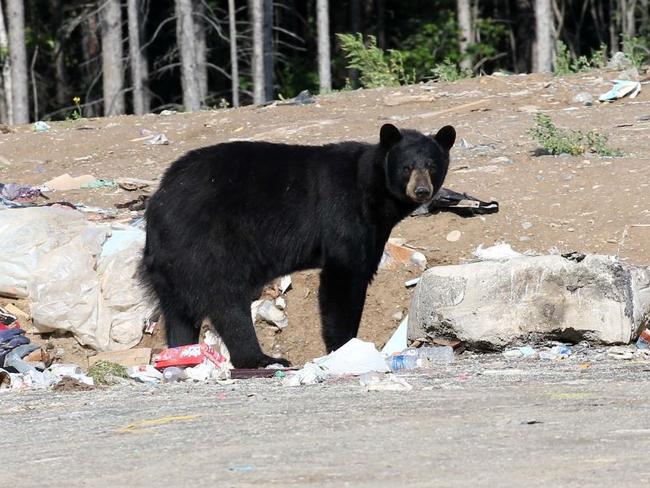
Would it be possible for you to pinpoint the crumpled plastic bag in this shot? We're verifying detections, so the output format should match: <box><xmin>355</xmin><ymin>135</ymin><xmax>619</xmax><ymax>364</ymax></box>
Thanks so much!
<box><xmin>0</xmin><ymin>206</ymin><xmax>154</xmax><ymax>351</ymax></box>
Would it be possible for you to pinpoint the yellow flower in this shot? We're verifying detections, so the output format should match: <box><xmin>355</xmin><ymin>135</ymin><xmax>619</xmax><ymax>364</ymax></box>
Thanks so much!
<box><xmin>73</xmin><ymin>96</ymin><xmax>81</xmax><ymax>105</ymax></box>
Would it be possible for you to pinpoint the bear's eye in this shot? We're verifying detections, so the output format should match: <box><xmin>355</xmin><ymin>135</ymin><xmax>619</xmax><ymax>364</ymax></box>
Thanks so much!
<box><xmin>402</xmin><ymin>167</ymin><xmax>412</xmax><ymax>175</ymax></box>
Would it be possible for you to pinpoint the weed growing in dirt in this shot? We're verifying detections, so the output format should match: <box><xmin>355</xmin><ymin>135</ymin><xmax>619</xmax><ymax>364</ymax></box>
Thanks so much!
<box><xmin>528</xmin><ymin>114</ymin><xmax>622</xmax><ymax>157</ymax></box>
<box><xmin>336</xmin><ymin>33</ymin><xmax>415</xmax><ymax>88</ymax></box>
<box><xmin>431</xmin><ymin>58</ymin><xmax>471</xmax><ymax>82</ymax></box>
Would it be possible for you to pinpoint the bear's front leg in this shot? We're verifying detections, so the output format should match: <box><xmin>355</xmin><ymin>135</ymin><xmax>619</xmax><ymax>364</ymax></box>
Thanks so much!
<box><xmin>319</xmin><ymin>262</ymin><xmax>370</xmax><ymax>352</ymax></box>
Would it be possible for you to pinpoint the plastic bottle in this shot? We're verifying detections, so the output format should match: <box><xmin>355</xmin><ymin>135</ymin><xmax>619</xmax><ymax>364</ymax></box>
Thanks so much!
<box><xmin>162</xmin><ymin>366</ymin><xmax>186</xmax><ymax>383</ymax></box>
<box><xmin>387</xmin><ymin>346</ymin><xmax>454</xmax><ymax>371</ymax></box>
<box><xmin>636</xmin><ymin>327</ymin><xmax>650</xmax><ymax>350</ymax></box>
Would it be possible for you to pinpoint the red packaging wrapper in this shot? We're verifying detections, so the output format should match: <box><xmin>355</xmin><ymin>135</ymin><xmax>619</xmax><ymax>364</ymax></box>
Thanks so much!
<box><xmin>153</xmin><ymin>343</ymin><xmax>227</xmax><ymax>369</ymax></box>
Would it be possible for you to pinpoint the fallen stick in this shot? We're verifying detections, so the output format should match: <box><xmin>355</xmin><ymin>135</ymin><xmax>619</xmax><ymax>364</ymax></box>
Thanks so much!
<box><xmin>414</xmin><ymin>99</ymin><xmax>490</xmax><ymax>120</ymax></box>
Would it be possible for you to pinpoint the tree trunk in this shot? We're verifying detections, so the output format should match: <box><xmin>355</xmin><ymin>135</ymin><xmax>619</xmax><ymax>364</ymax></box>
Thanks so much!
<box><xmin>263</xmin><ymin>0</ymin><xmax>274</xmax><ymax>102</ymax></box>
<box><xmin>194</xmin><ymin>0</ymin><xmax>208</xmax><ymax>105</ymax></box>
<box><xmin>514</xmin><ymin>0</ymin><xmax>534</xmax><ymax>73</ymax></box>
<box><xmin>457</xmin><ymin>0</ymin><xmax>474</xmax><ymax>71</ymax></box>
<box><xmin>127</xmin><ymin>0</ymin><xmax>149</xmax><ymax>115</ymax></box>
<box><xmin>348</xmin><ymin>0</ymin><xmax>361</xmax><ymax>86</ymax></box>
<box><xmin>176</xmin><ymin>0</ymin><xmax>201</xmax><ymax>111</ymax></box>
<box><xmin>534</xmin><ymin>0</ymin><xmax>554</xmax><ymax>72</ymax></box>
<box><xmin>317</xmin><ymin>0</ymin><xmax>331</xmax><ymax>92</ymax></box>
<box><xmin>100</xmin><ymin>0</ymin><xmax>125</xmax><ymax>116</ymax></box>
<box><xmin>0</xmin><ymin>1</ymin><xmax>12</xmax><ymax>123</ymax></box>
<box><xmin>375</xmin><ymin>0</ymin><xmax>385</xmax><ymax>48</ymax></box>
<box><xmin>251</xmin><ymin>0</ymin><xmax>265</xmax><ymax>104</ymax></box>
<box><xmin>52</xmin><ymin>0</ymin><xmax>68</xmax><ymax>110</ymax></box>
<box><xmin>7</xmin><ymin>0</ymin><xmax>28</xmax><ymax>124</ymax></box>
<box><xmin>228</xmin><ymin>0</ymin><xmax>240</xmax><ymax>107</ymax></box>
<box><xmin>623</xmin><ymin>0</ymin><xmax>638</xmax><ymax>37</ymax></box>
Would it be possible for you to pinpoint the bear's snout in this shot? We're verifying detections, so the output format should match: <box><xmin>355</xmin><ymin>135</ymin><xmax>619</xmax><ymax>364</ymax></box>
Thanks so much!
<box><xmin>406</xmin><ymin>169</ymin><xmax>433</xmax><ymax>203</ymax></box>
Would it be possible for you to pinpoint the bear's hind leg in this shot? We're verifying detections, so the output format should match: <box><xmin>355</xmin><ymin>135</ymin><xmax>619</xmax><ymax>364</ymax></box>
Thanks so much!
<box><xmin>208</xmin><ymin>295</ymin><xmax>290</xmax><ymax>368</ymax></box>
<box><xmin>163</xmin><ymin>305</ymin><xmax>201</xmax><ymax>347</ymax></box>
<box><xmin>319</xmin><ymin>263</ymin><xmax>369</xmax><ymax>352</ymax></box>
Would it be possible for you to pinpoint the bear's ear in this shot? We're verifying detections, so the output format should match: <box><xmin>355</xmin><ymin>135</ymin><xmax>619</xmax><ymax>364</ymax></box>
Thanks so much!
<box><xmin>434</xmin><ymin>125</ymin><xmax>456</xmax><ymax>152</ymax></box>
<box><xmin>380</xmin><ymin>124</ymin><xmax>402</xmax><ymax>148</ymax></box>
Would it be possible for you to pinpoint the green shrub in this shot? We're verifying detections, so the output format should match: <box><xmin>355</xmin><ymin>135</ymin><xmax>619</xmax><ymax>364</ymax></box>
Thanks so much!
<box><xmin>527</xmin><ymin>114</ymin><xmax>622</xmax><ymax>157</ymax></box>
<box><xmin>336</xmin><ymin>33</ymin><xmax>414</xmax><ymax>88</ymax></box>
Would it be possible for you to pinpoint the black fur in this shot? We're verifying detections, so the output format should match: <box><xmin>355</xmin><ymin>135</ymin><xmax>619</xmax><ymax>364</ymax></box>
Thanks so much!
<box><xmin>141</xmin><ymin>124</ymin><xmax>455</xmax><ymax>368</ymax></box>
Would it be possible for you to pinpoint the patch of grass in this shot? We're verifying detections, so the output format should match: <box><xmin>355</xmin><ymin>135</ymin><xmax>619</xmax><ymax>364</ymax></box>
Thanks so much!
<box><xmin>88</xmin><ymin>360</ymin><xmax>129</xmax><ymax>386</ymax></box>
<box><xmin>621</xmin><ymin>34</ymin><xmax>648</xmax><ymax>70</ymax></box>
<box><xmin>431</xmin><ymin>58</ymin><xmax>471</xmax><ymax>82</ymax></box>
<box><xmin>527</xmin><ymin>114</ymin><xmax>622</xmax><ymax>157</ymax></box>
<box><xmin>336</xmin><ymin>33</ymin><xmax>414</xmax><ymax>88</ymax></box>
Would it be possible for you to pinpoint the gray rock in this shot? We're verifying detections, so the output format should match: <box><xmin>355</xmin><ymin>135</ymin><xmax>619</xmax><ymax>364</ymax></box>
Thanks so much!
<box><xmin>607</xmin><ymin>51</ymin><xmax>634</xmax><ymax>70</ymax></box>
<box><xmin>573</xmin><ymin>92</ymin><xmax>593</xmax><ymax>106</ymax></box>
<box><xmin>408</xmin><ymin>254</ymin><xmax>650</xmax><ymax>348</ymax></box>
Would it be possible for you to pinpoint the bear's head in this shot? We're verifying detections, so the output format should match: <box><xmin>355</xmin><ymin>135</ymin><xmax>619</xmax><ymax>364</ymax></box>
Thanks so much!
<box><xmin>380</xmin><ymin>123</ymin><xmax>456</xmax><ymax>205</ymax></box>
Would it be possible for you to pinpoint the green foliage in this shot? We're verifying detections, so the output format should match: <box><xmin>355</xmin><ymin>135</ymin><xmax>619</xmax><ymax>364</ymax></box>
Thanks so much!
<box><xmin>555</xmin><ymin>41</ymin><xmax>611</xmax><ymax>75</ymax></box>
<box><xmin>621</xmin><ymin>35</ymin><xmax>649</xmax><ymax>69</ymax></box>
<box><xmin>528</xmin><ymin>114</ymin><xmax>622</xmax><ymax>157</ymax></box>
<box><xmin>88</xmin><ymin>360</ymin><xmax>129</xmax><ymax>386</ymax></box>
<box><xmin>431</xmin><ymin>58</ymin><xmax>471</xmax><ymax>82</ymax></box>
<box><xmin>336</xmin><ymin>33</ymin><xmax>414</xmax><ymax>88</ymax></box>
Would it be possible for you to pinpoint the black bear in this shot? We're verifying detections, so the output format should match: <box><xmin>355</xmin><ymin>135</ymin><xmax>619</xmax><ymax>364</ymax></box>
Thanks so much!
<box><xmin>141</xmin><ymin>123</ymin><xmax>455</xmax><ymax>368</ymax></box>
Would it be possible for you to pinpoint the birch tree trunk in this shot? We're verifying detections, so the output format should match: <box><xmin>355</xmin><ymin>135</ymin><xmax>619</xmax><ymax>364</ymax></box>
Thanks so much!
<box><xmin>534</xmin><ymin>0</ymin><xmax>554</xmax><ymax>72</ymax></box>
<box><xmin>100</xmin><ymin>0</ymin><xmax>125</xmax><ymax>116</ymax></box>
<box><xmin>317</xmin><ymin>0</ymin><xmax>331</xmax><ymax>92</ymax></box>
<box><xmin>0</xmin><ymin>2</ymin><xmax>12</xmax><ymax>124</ymax></box>
<box><xmin>263</xmin><ymin>0</ymin><xmax>274</xmax><ymax>102</ymax></box>
<box><xmin>7</xmin><ymin>0</ymin><xmax>28</xmax><ymax>124</ymax></box>
<box><xmin>457</xmin><ymin>0</ymin><xmax>474</xmax><ymax>71</ymax></box>
<box><xmin>228</xmin><ymin>0</ymin><xmax>240</xmax><ymax>107</ymax></box>
<box><xmin>251</xmin><ymin>0</ymin><xmax>265</xmax><ymax>104</ymax></box>
<box><xmin>127</xmin><ymin>0</ymin><xmax>149</xmax><ymax>115</ymax></box>
<box><xmin>176</xmin><ymin>0</ymin><xmax>201</xmax><ymax>111</ymax></box>
<box><xmin>194</xmin><ymin>0</ymin><xmax>208</xmax><ymax>105</ymax></box>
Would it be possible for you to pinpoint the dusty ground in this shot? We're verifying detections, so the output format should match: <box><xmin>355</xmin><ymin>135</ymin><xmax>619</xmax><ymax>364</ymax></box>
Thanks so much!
<box><xmin>1</xmin><ymin>69</ymin><xmax>649</xmax><ymax>365</ymax></box>
<box><xmin>2</xmin><ymin>353</ymin><xmax>650</xmax><ymax>487</ymax></box>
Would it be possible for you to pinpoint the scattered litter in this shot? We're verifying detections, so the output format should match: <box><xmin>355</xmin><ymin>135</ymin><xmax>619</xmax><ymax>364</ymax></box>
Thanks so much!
<box><xmin>33</xmin><ymin>121</ymin><xmax>50</xmax><ymax>132</ymax></box>
<box><xmin>115</xmin><ymin>194</ymin><xmax>148</xmax><ymax>211</ymax></box>
<box><xmin>147</xmin><ymin>134</ymin><xmax>169</xmax><ymax>145</ymax></box>
<box><xmin>127</xmin><ymin>365</ymin><xmax>163</xmax><ymax>383</ymax></box>
<box><xmin>539</xmin><ymin>345</ymin><xmax>572</xmax><ymax>360</ymax></box>
<box><xmin>380</xmin><ymin>239</ymin><xmax>427</xmax><ymax>270</ymax></box>
<box><xmin>272</xmin><ymin>89</ymin><xmax>315</xmax><ymax>106</ymax></box>
<box><xmin>381</xmin><ymin>317</ymin><xmax>408</xmax><ymax>356</ymax></box>
<box><xmin>80</xmin><ymin>178</ymin><xmax>116</xmax><ymax>189</ymax></box>
<box><xmin>386</xmin><ymin>346</ymin><xmax>454</xmax><ymax>371</ymax></box>
<box><xmin>636</xmin><ymin>327</ymin><xmax>650</xmax><ymax>350</ymax></box>
<box><xmin>446</xmin><ymin>230</ymin><xmax>461</xmax><ymax>242</ymax></box>
<box><xmin>599</xmin><ymin>80</ymin><xmax>641</xmax><ymax>102</ymax></box>
<box><xmin>253</xmin><ymin>299</ymin><xmax>289</xmax><ymax>329</ymax></box>
<box><xmin>162</xmin><ymin>366</ymin><xmax>186</xmax><ymax>382</ymax></box>
<box><xmin>153</xmin><ymin>343</ymin><xmax>228</xmax><ymax>369</ymax></box>
<box><xmin>0</xmin><ymin>182</ymin><xmax>44</xmax><ymax>203</ymax></box>
<box><xmin>159</xmin><ymin>109</ymin><xmax>178</xmax><ymax>116</ymax></box>
<box><xmin>473</xmin><ymin>242</ymin><xmax>523</xmax><ymax>261</ymax></box>
<box><xmin>283</xmin><ymin>338</ymin><xmax>388</xmax><ymax>386</ymax></box>
<box><xmin>116</xmin><ymin>177</ymin><xmax>156</xmax><ymax>191</ymax></box>
<box><xmin>607</xmin><ymin>51</ymin><xmax>634</xmax><ymax>70</ymax></box>
<box><xmin>502</xmin><ymin>346</ymin><xmax>537</xmax><ymax>359</ymax></box>
<box><xmin>43</xmin><ymin>173</ymin><xmax>97</xmax><ymax>191</ymax></box>
<box><xmin>228</xmin><ymin>465</ymin><xmax>255</xmax><ymax>473</ymax></box>
<box><xmin>607</xmin><ymin>346</ymin><xmax>634</xmax><ymax>360</ymax></box>
<box><xmin>413</xmin><ymin>187</ymin><xmax>499</xmax><ymax>218</ymax></box>
<box><xmin>360</xmin><ymin>372</ymin><xmax>413</xmax><ymax>391</ymax></box>
<box><xmin>404</xmin><ymin>278</ymin><xmax>420</xmax><ymax>288</ymax></box>
<box><xmin>279</xmin><ymin>275</ymin><xmax>292</xmax><ymax>294</ymax></box>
